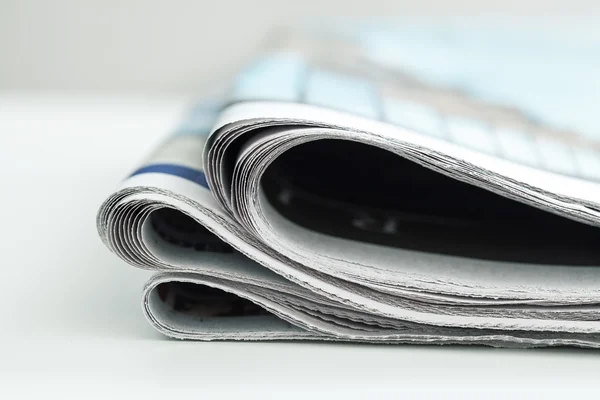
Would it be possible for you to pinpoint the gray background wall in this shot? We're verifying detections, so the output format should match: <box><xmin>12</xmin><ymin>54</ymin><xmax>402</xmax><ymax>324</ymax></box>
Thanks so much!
<box><xmin>1</xmin><ymin>0</ymin><xmax>599</xmax><ymax>94</ymax></box>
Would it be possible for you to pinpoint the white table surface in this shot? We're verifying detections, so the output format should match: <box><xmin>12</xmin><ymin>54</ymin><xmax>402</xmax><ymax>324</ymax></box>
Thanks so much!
<box><xmin>1</xmin><ymin>93</ymin><xmax>599</xmax><ymax>399</ymax></box>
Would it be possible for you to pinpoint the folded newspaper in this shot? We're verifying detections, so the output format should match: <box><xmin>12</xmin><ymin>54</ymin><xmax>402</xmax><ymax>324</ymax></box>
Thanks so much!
<box><xmin>97</xmin><ymin>24</ymin><xmax>600</xmax><ymax>348</ymax></box>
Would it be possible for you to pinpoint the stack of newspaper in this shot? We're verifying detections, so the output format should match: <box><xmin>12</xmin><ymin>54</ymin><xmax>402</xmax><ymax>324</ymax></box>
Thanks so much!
<box><xmin>97</xmin><ymin>24</ymin><xmax>600</xmax><ymax>348</ymax></box>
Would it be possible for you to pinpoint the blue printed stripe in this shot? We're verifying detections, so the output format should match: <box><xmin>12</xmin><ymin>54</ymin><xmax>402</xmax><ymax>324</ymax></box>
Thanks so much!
<box><xmin>130</xmin><ymin>164</ymin><xmax>209</xmax><ymax>189</ymax></box>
